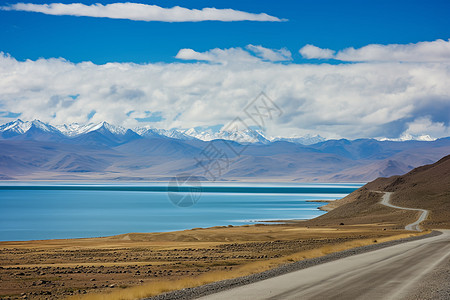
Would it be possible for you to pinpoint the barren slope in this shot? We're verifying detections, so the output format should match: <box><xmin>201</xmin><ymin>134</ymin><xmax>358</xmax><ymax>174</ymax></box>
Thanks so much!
<box><xmin>317</xmin><ymin>154</ymin><xmax>450</xmax><ymax>229</ymax></box>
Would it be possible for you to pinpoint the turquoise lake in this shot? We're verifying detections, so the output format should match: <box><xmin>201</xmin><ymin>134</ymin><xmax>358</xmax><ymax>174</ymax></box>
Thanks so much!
<box><xmin>0</xmin><ymin>183</ymin><xmax>362</xmax><ymax>241</ymax></box>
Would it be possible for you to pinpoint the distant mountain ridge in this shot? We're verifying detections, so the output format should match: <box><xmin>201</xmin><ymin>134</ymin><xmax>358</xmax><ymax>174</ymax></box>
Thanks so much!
<box><xmin>0</xmin><ymin>119</ymin><xmax>449</xmax><ymax>182</ymax></box>
<box><xmin>0</xmin><ymin>119</ymin><xmax>440</xmax><ymax>145</ymax></box>
<box><xmin>0</xmin><ymin>119</ymin><xmax>324</xmax><ymax>145</ymax></box>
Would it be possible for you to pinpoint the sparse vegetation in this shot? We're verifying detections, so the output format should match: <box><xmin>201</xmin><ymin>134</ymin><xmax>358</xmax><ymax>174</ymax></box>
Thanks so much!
<box><xmin>68</xmin><ymin>232</ymin><xmax>424</xmax><ymax>300</ymax></box>
<box><xmin>0</xmin><ymin>224</ymin><xmax>421</xmax><ymax>299</ymax></box>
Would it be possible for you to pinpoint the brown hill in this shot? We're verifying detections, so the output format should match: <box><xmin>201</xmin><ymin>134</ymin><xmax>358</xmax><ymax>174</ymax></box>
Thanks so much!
<box><xmin>308</xmin><ymin>154</ymin><xmax>450</xmax><ymax>229</ymax></box>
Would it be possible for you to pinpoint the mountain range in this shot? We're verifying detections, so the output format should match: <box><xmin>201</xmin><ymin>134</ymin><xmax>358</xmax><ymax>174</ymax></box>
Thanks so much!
<box><xmin>0</xmin><ymin>119</ymin><xmax>449</xmax><ymax>182</ymax></box>
<box><xmin>0</xmin><ymin>119</ymin><xmax>325</xmax><ymax>145</ymax></box>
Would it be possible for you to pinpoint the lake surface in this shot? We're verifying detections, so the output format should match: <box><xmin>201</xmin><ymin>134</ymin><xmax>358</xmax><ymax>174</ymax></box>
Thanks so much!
<box><xmin>0</xmin><ymin>183</ymin><xmax>362</xmax><ymax>241</ymax></box>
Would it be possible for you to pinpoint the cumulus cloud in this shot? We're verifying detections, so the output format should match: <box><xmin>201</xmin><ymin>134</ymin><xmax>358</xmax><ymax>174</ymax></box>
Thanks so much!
<box><xmin>175</xmin><ymin>47</ymin><xmax>259</xmax><ymax>64</ymax></box>
<box><xmin>0</xmin><ymin>2</ymin><xmax>284</xmax><ymax>22</ymax></box>
<box><xmin>401</xmin><ymin>117</ymin><xmax>450</xmax><ymax>140</ymax></box>
<box><xmin>300</xmin><ymin>39</ymin><xmax>450</xmax><ymax>62</ymax></box>
<box><xmin>0</xmin><ymin>48</ymin><xmax>449</xmax><ymax>140</ymax></box>
<box><xmin>175</xmin><ymin>45</ymin><xmax>292</xmax><ymax>64</ymax></box>
<box><xmin>299</xmin><ymin>44</ymin><xmax>335</xmax><ymax>59</ymax></box>
<box><xmin>336</xmin><ymin>39</ymin><xmax>450</xmax><ymax>62</ymax></box>
<box><xmin>246</xmin><ymin>45</ymin><xmax>292</xmax><ymax>61</ymax></box>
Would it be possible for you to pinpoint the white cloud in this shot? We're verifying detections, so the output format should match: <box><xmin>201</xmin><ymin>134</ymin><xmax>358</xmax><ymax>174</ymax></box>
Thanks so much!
<box><xmin>299</xmin><ymin>44</ymin><xmax>335</xmax><ymax>59</ymax></box>
<box><xmin>0</xmin><ymin>2</ymin><xmax>284</xmax><ymax>22</ymax></box>
<box><xmin>175</xmin><ymin>47</ymin><xmax>259</xmax><ymax>64</ymax></box>
<box><xmin>246</xmin><ymin>45</ymin><xmax>292</xmax><ymax>61</ymax></box>
<box><xmin>175</xmin><ymin>49</ymin><xmax>214</xmax><ymax>61</ymax></box>
<box><xmin>336</xmin><ymin>39</ymin><xmax>450</xmax><ymax>62</ymax></box>
<box><xmin>300</xmin><ymin>39</ymin><xmax>450</xmax><ymax>62</ymax></box>
<box><xmin>175</xmin><ymin>45</ymin><xmax>291</xmax><ymax>64</ymax></box>
<box><xmin>1</xmin><ymin>47</ymin><xmax>450</xmax><ymax>140</ymax></box>
<box><xmin>399</xmin><ymin>117</ymin><xmax>450</xmax><ymax>140</ymax></box>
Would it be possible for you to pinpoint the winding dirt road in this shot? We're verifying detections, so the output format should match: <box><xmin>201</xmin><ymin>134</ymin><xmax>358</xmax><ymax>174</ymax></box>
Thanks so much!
<box><xmin>380</xmin><ymin>192</ymin><xmax>429</xmax><ymax>231</ymax></box>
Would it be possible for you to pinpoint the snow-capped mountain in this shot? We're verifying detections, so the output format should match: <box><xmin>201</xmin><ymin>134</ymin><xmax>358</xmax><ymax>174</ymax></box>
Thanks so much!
<box><xmin>160</xmin><ymin>129</ymin><xmax>197</xmax><ymax>140</ymax></box>
<box><xmin>271</xmin><ymin>134</ymin><xmax>326</xmax><ymax>145</ymax></box>
<box><xmin>0</xmin><ymin>119</ymin><xmax>32</xmax><ymax>134</ymax></box>
<box><xmin>134</xmin><ymin>127</ymin><xmax>162</xmax><ymax>137</ymax></box>
<box><xmin>182</xmin><ymin>127</ymin><xmax>215</xmax><ymax>141</ymax></box>
<box><xmin>56</xmin><ymin>121</ymin><xmax>128</xmax><ymax>137</ymax></box>
<box><xmin>181</xmin><ymin>127</ymin><xmax>269</xmax><ymax>144</ymax></box>
<box><xmin>87</xmin><ymin>122</ymin><xmax>128</xmax><ymax>136</ymax></box>
<box><xmin>135</xmin><ymin>127</ymin><xmax>197</xmax><ymax>140</ymax></box>
<box><xmin>136</xmin><ymin>126</ymin><xmax>269</xmax><ymax>143</ymax></box>
<box><xmin>379</xmin><ymin>134</ymin><xmax>436</xmax><ymax>142</ymax></box>
<box><xmin>215</xmin><ymin>129</ymin><xmax>269</xmax><ymax>144</ymax></box>
<box><xmin>0</xmin><ymin>119</ymin><xmax>59</xmax><ymax>136</ymax></box>
<box><xmin>55</xmin><ymin>123</ymin><xmax>86</xmax><ymax>137</ymax></box>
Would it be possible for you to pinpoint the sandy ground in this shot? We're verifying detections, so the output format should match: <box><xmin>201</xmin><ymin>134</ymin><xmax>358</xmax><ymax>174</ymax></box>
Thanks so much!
<box><xmin>0</xmin><ymin>223</ymin><xmax>412</xmax><ymax>300</ymax></box>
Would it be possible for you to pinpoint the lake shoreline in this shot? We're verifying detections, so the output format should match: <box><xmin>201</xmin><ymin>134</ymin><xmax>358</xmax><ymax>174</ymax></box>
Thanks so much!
<box><xmin>0</xmin><ymin>183</ymin><xmax>360</xmax><ymax>242</ymax></box>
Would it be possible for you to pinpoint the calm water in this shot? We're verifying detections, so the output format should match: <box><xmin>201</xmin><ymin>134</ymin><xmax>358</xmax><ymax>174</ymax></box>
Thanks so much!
<box><xmin>0</xmin><ymin>183</ymin><xmax>361</xmax><ymax>241</ymax></box>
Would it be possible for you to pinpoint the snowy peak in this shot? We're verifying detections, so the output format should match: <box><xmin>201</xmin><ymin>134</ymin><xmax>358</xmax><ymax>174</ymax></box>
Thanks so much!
<box><xmin>379</xmin><ymin>134</ymin><xmax>436</xmax><ymax>142</ymax></box>
<box><xmin>180</xmin><ymin>127</ymin><xmax>269</xmax><ymax>144</ymax></box>
<box><xmin>162</xmin><ymin>129</ymin><xmax>197</xmax><ymax>140</ymax></box>
<box><xmin>29</xmin><ymin>120</ymin><xmax>59</xmax><ymax>133</ymax></box>
<box><xmin>0</xmin><ymin>119</ymin><xmax>31</xmax><ymax>134</ymax></box>
<box><xmin>56</xmin><ymin>121</ymin><xmax>127</xmax><ymax>137</ymax></box>
<box><xmin>134</xmin><ymin>127</ymin><xmax>164</xmax><ymax>138</ymax></box>
<box><xmin>181</xmin><ymin>127</ymin><xmax>216</xmax><ymax>141</ymax></box>
<box><xmin>135</xmin><ymin>127</ymin><xmax>197</xmax><ymax>140</ymax></box>
<box><xmin>89</xmin><ymin>121</ymin><xmax>128</xmax><ymax>136</ymax></box>
<box><xmin>0</xmin><ymin>119</ymin><xmax>58</xmax><ymax>135</ymax></box>
<box><xmin>55</xmin><ymin>123</ymin><xmax>85</xmax><ymax>137</ymax></box>
<box><xmin>271</xmin><ymin>134</ymin><xmax>326</xmax><ymax>145</ymax></box>
<box><xmin>216</xmin><ymin>128</ymin><xmax>269</xmax><ymax>144</ymax></box>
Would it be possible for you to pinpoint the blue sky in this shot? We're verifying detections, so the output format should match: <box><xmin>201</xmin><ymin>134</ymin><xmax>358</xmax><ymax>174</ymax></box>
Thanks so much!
<box><xmin>1</xmin><ymin>0</ymin><xmax>450</xmax><ymax>63</ymax></box>
<box><xmin>0</xmin><ymin>1</ymin><xmax>449</xmax><ymax>140</ymax></box>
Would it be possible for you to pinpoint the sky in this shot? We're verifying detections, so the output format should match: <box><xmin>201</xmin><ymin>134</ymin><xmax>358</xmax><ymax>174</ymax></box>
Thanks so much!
<box><xmin>0</xmin><ymin>0</ymin><xmax>450</xmax><ymax>140</ymax></box>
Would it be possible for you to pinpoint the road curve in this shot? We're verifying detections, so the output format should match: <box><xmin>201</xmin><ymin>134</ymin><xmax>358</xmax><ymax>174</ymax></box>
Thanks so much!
<box><xmin>197</xmin><ymin>230</ymin><xmax>450</xmax><ymax>300</ymax></box>
<box><xmin>380</xmin><ymin>192</ymin><xmax>429</xmax><ymax>231</ymax></box>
